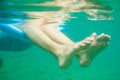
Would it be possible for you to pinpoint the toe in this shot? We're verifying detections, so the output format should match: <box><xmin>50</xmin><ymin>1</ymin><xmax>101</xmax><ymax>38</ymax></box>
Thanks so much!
<box><xmin>85</xmin><ymin>33</ymin><xmax>97</xmax><ymax>42</ymax></box>
<box><xmin>92</xmin><ymin>32</ymin><xmax>97</xmax><ymax>37</ymax></box>
<box><xmin>100</xmin><ymin>34</ymin><xmax>111</xmax><ymax>42</ymax></box>
<box><xmin>82</xmin><ymin>40</ymin><xmax>91</xmax><ymax>46</ymax></box>
<box><xmin>90</xmin><ymin>32</ymin><xmax>97</xmax><ymax>40</ymax></box>
<box><xmin>96</xmin><ymin>33</ymin><xmax>108</xmax><ymax>42</ymax></box>
<box><xmin>104</xmin><ymin>35</ymin><xmax>111</xmax><ymax>41</ymax></box>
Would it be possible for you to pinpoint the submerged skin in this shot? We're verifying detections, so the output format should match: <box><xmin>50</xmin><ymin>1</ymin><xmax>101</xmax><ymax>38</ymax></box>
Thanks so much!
<box><xmin>21</xmin><ymin>17</ymin><xmax>110</xmax><ymax>68</ymax></box>
<box><xmin>0</xmin><ymin>0</ymin><xmax>111</xmax><ymax>68</ymax></box>
<box><xmin>77</xmin><ymin>33</ymin><xmax>110</xmax><ymax>67</ymax></box>
<box><xmin>21</xmin><ymin>0</ymin><xmax>111</xmax><ymax>68</ymax></box>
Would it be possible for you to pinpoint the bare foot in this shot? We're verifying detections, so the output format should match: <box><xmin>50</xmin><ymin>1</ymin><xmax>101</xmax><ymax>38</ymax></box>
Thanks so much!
<box><xmin>77</xmin><ymin>33</ymin><xmax>111</xmax><ymax>67</ymax></box>
<box><xmin>57</xmin><ymin>33</ymin><xmax>96</xmax><ymax>69</ymax></box>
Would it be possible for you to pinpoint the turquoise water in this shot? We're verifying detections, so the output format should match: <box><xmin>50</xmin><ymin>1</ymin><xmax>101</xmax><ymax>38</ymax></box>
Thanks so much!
<box><xmin>0</xmin><ymin>0</ymin><xmax>120</xmax><ymax>80</ymax></box>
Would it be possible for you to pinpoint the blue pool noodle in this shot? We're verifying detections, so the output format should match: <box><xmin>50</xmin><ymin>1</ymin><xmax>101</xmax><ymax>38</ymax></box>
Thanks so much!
<box><xmin>0</xmin><ymin>24</ymin><xmax>30</xmax><ymax>42</ymax></box>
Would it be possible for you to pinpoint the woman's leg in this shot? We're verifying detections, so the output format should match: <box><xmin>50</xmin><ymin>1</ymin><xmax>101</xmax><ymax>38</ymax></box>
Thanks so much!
<box><xmin>22</xmin><ymin>19</ymin><xmax>93</xmax><ymax>68</ymax></box>
<box><xmin>23</xmin><ymin>19</ymin><xmax>72</xmax><ymax>68</ymax></box>
<box><xmin>41</xmin><ymin>22</ymin><xmax>111</xmax><ymax>68</ymax></box>
<box><xmin>76</xmin><ymin>33</ymin><xmax>111</xmax><ymax>67</ymax></box>
<box><xmin>41</xmin><ymin>23</ymin><xmax>74</xmax><ymax>45</ymax></box>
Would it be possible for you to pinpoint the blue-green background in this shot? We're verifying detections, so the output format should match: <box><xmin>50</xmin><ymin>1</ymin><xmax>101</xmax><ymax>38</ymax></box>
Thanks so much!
<box><xmin>0</xmin><ymin>0</ymin><xmax>120</xmax><ymax>80</ymax></box>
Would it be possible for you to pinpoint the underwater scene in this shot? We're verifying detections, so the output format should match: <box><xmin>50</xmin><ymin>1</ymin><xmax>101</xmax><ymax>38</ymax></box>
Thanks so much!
<box><xmin>0</xmin><ymin>0</ymin><xmax>120</xmax><ymax>80</ymax></box>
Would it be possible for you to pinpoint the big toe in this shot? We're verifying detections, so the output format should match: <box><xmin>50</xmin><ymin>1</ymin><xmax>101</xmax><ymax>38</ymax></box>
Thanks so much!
<box><xmin>96</xmin><ymin>33</ymin><xmax>111</xmax><ymax>42</ymax></box>
<box><xmin>85</xmin><ymin>32</ymin><xmax>97</xmax><ymax>42</ymax></box>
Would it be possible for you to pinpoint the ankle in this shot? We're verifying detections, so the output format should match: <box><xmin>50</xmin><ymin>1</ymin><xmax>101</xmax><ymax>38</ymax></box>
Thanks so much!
<box><xmin>51</xmin><ymin>45</ymin><xmax>66</xmax><ymax>57</ymax></box>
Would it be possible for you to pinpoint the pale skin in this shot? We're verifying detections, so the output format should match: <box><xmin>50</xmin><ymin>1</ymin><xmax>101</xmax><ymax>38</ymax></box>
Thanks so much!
<box><xmin>19</xmin><ymin>0</ymin><xmax>111</xmax><ymax>69</ymax></box>
<box><xmin>21</xmin><ymin>16</ymin><xmax>110</xmax><ymax>69</ymax></box>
